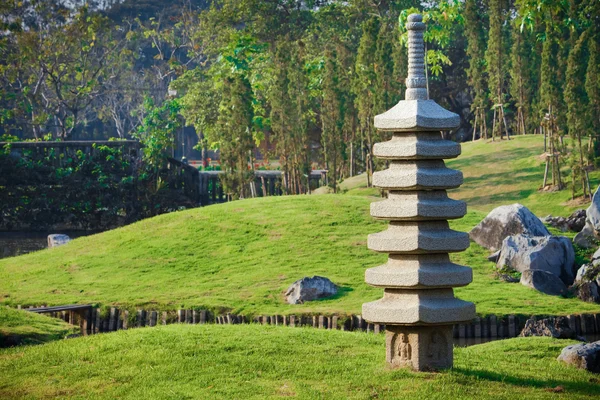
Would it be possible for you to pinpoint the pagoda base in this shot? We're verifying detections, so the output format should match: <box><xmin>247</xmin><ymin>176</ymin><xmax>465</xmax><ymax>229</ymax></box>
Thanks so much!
<box><xmin>385</xmin><ymin>324</ymin><xmax>453</xmax><ymax>371</ymax></box>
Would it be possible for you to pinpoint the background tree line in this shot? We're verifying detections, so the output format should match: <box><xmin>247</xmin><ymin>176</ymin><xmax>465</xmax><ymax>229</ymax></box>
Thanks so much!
<box><xmin>1</xmin><ymin>0</ymin><xmax>599</xmax><ymax>199</ymax></box>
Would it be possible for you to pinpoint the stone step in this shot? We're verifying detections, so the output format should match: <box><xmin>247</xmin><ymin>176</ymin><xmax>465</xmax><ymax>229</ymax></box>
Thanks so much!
<box><xmin>367</xmin><ymin>221</ymin><xmax>469</xmax><ymax>254</ymax></box>
<box><xmin>362</xmin><ymin>288</ymin><xmax>475</xmax><ymax>325</ymax></box>
<box><xmin>365</xmin><ymin>254</ymin><xmax>472</xmax><ymax>288</ymax></box>
<box><xmin>370</xmin><ymin>191</ymin><xmax>466</xmax><ymax>221</ymax></box>
<box><xmin>373</xmin><ymin>133</ymin><xmax>460</xmax><ymax>160</ymax></box>
<box><xmin>373</xmin><ymin>160</ymin><xmax>462</xmax><ymax>190</ymax></box>
<box><xmin>374</xmin><ymin>99</ymin><xmax>460</xmax><ymax>132</ymax></box>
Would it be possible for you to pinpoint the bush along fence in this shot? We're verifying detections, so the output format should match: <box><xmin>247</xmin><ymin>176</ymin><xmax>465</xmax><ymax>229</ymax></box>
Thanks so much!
<box><xmin>12</xmin><ymin>305</ymin><xmax>600</xmax><ymax>340</ymax></box>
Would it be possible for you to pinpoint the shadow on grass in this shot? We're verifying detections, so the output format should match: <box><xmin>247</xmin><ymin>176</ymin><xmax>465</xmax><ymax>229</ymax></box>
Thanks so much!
<box><xmin>314</xmin><ymin>286</ymin><xmax>354</xmax><ymax>302</ymax></box>
<box><xmin>452</xmin><ymin>367</ymin><xmax>599</xmax><ymax>396</ymax></box>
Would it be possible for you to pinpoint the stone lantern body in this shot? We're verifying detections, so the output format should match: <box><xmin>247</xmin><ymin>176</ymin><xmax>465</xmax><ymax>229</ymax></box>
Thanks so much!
<box><xmin>362</xmin><ymin>13</ymin><xmax>475</xmax><ymax>371</ymax></box>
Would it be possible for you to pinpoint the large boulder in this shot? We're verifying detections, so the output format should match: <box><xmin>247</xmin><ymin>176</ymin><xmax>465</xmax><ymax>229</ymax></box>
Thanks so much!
<box><xmin>470</xmin><ymin>204</ymin><xmax>550</xmax><ymax>251</ymax></box>
<box><xmin>557</xmin><ymin>341</ymin><xmax>600</xmax><ymax>373</ymax></box>
<box><xmin>520</xmin><ymin>270</ymin><xmax>568</xmax><ymax>296</ymax></box>
<box><xmin>520</xmin><ymin>316</ymin><xmax>577</xmax><ymax>339</ymax></box>
<box><xmin>496</xmin><ymin>234</ymin><xmax>576</xmax><ymax>285</ymax></box>
<box><xmin>573</xmin><ymin>186</ymin><xmax>600</xmax><ymax>248</ymax></box>
<box><xmin>47</xmin><ymin>234</ymin><xmax>71</xmax><ymax>248</ymax></box>
<box><xmin>285</xmin><ymin>276</ymin><xmax>338</xmax><ymax>304</ymax></box>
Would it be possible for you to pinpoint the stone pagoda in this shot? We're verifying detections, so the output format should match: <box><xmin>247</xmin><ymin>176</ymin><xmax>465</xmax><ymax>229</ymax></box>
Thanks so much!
<box><xmin>362</xmin><ymin>13</ymin><xmax>475</xmax><ymax>371</ymax></box>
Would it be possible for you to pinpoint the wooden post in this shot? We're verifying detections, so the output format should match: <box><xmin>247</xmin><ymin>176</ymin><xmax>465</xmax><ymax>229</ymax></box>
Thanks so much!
<box><xmin>199</xmin><ymin>310</ymin><xmax>207</xmax><ymax>324</ymax></box>
<box><xmin>508</xmin><ymin>315</ymin><xmax>516</xmax><ymax>337</ymax></box>
<box><xmin>122</xmin><ymin>310</ymin><xmax>129</xmax><ymax>330</ymax></box>
<box><xmin>473</xmin><ymin>317</ymin><xmax>481</xmax><ymax>338</ymax></box>
<box><xmin>489</xmin><ymin>315</ymin><xmax>497</xmax><ymax>338</ymax></box>
<box><xmin>290</xmin><ymin>315</ymin><xmax>296</xmax><ymax>328</ymax></box>
<box><xmin>332</xmin><ymin>315</ymin><xmax>338</xmax><ymax>330</ymax></box>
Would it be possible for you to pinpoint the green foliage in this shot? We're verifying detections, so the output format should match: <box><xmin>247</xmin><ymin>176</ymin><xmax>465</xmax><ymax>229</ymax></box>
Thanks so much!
<box><xmin>398</xmin><ymin>1</ymin><xmax>464</xmax><ymax>77</ymax></box>
<box><xmin>135</xmin><ymin>97</ymin><xmax>182</xmax><ymax>171</ymax></box>
<box><xmin>0</xmin><ymin>142</ymin><xmax>195</xmax><ymax>230</ymax></box>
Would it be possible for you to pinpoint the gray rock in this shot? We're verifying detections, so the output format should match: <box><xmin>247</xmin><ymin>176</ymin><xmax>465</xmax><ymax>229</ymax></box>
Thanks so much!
<box><xmin>573</xmin><ymin>187</ymin><xmax>600</xmax><ymax>248</ymax></box>
<box><xmin>520</xmin><ymin>270</ymin><xmax>568</xmax><ymax>296</ymax></box>
<box><xmin>576</xmin><ymin>282</ymin><xmax>600</xmax><ymax>303</ymax></box>
<box><xmin>592</xmin><ymin>247</ymin><xmax>600</xmax><ymax>261</ymax></box>
<box><xmin>574</xmin><ymin>224</ymin><xmax>596</xmax><ymax>248</ymax></box>
<box><xmin>47</xmin><ymin>234</ymin><xmax>71</xmax><ymax>248</ymax></box>
<box><xmin>575</xmin><ymin>264</ymin><xmax>591</xmax><ymax>284</ymax></box>
<box><xmin>487</xmin><ymin>250</ymin><xmax>500</xmax><ymax>263</ymax></box>
<box><xmin>496</xmin><ymin>234</ymin><xmax>576</xmax><ymax>285</ymax></box>
<box><xmin>544</xmin><ymin>210</ymin><xmax>587</xmax><ymax>233</ymax></box>
<box><xmin>285</xmin><ymin>276</ymin><xmax>338</xmax><ymax>304</ymax></box>
<box><xmin>520</xmin><ymin>316</ymin><xmax>577</xmax><ymax>339</ymax></box>
<box><xmin>469</xmin><ymin>204</ymin><xmax>550</xmax><ymax>251</ymax></box>
<box><xmin>557</xmin><ymin>341</ymin><xmax>600</xmax><ymax>373</ymax></box>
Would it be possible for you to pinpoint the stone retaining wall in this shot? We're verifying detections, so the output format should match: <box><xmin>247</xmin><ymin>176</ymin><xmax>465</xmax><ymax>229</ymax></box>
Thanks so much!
<box><xmin>12</xmin><ymin>305</ymin><xmax>600</xmax><ymax>339</ymax></box>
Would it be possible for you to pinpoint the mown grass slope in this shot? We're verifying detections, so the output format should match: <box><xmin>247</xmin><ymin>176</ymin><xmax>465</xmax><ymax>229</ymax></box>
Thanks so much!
<box><xmin>0</xmin><ymin>324</ymin><xmax>596</xmax><ymax>399</ymax></box>
<box><xmin>447</xmin><ymin>135</ymin><xmax>600</xmax><ymax>215</ymax></box>
<box><xmin>0</xmin><ymin>307</ymin><xmax>75</xmax><ymax>347</ymax></box>
<box><xmin>1</xmin><ymin>195</ymin><xmax>599</xmax><ymax>316</ymax></box>
<box><xmin>336</xmin><ymin>136</ymin><xmax>600</xmax><ymax>215</ymax></box>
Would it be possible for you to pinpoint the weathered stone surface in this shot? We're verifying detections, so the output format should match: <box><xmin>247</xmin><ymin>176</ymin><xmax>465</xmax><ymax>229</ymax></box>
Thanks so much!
<box><xmin>386</xmin><ymin>325</ymin><xmax>453</xmax><ymax>371</ymax></box>
<box><xmin>469</xmin><ymin>204</ymin><xmax>550</xmax><ymax>251</ymax></box>
<box><xmin>520</xmin><ymin>316</ymin><xmax>577</xmax><ymax>339</ymax></box>
<box><xmin>367</xmin><ymin>221</ymin><xmax>470</xmax><ymax>254</ymax></box>
<box><xmin>496</xmin><ymin>234</ymin><xmax>576</xmax><ymax>285</ymax></box>
<box><xmin>373</xmin><ymin>133</ymin><xmax>460</xmax><ymax>160</ymax></box>
<box><xmin>370</xmin><ymin>191</ymin><xmax>466</xmax><ymax>221</ymax></box>
<box><xmin>362</xmin><ymin>289</ymin><xmax>475</xmax><ymax>325</ymax></box>
<box><xmin>364</xmin><ymin>13</ymin><xmax>473</xmax><ymax>372</ymax></box>
<box><xmin>372</xmin><ymin>160</ymin><xmax>463</xmax><ymax>190</ymax></box>
<box><xmin>285</xmin><ymin>276</ymin><xmax>337</xmax><ymax>304</ymax></box>
<box><xmin>576</xmin><ymin>281</ymin><xmax>600</xmax><ymax>303</ymax></box>
<box><xmin>374</xmin><ymin>100</ymin><xmax>461</xmax><ymax>132</ymax></box>
<box><xmin>557</xmin><ymin>341</ymin><xmax>600</xmax><ymax>373</ymax></box>
<box><xmin>543</xmin><ymin>210</ymin><xmax>586</xmax><ymax>232</ymax></box>
<box><xmin>520</xmin><ymin>270</ymin><xmax>568</xmax><ymax>296</ymax></box>
<box><xmin>47</xmin><ymin>234</ymin><xmax>71</xmax><ymax>248</ymax></box>
<box><xmin>574</xmin><ymin>224</ymin><xmax>596</xmax><ymax>248</ymax></box>
<box><xmin>573</xmin><ymin>187</ymin><xmax>600</xmax><ymax>248</ymax></box>
<box><xmin>487</xmin><ymin>250</ymin><xmax>501</xmax><ymax>262</ymax></box>
<box><xmin>575</xmin><ymin>264</ymin><xmax>591</xmax><ymax>284</ymax></box>
<box><xmin>365</xmin><ymin>254</ymin><xmax>472</xmax><ymax>288</ymax></box>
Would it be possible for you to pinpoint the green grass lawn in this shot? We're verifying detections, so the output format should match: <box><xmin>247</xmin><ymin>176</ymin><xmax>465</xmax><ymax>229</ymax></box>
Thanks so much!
<box><xmin>0</xmin><ymin>324</ymin><xmax>596</xmax><ymax>399</ymax></box>
<box><xmin>1</xmin><ymin>195</ymin><xmax>599</xmax><ymax>317</ymax></box>
<box><xmin>0</xmin><ymin>307</ymin><xmax>75</xmax><ymax>347</ymax></box>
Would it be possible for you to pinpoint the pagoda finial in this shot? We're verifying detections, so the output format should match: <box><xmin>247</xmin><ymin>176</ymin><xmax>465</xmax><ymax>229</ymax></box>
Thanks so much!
<box><xmin>405</xmin><ymin>14</ymin><xmax>427</xmax><ymax>101</ymax></box>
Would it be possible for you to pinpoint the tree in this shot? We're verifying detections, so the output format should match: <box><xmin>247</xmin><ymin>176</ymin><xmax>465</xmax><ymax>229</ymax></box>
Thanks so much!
<box><xmin>565</xmin><ymin>31</ymin><xmax>590</xmax><ymax>198</ymax></box>
<box><xmin>485</xmin><ymin>0</ymin><xmax>510</xmax><ymax>140</ymax></box>
<box><xmin>464</xmin><ymin>0</ymin><xmax>488</xmax><ymax>140</ymax></box>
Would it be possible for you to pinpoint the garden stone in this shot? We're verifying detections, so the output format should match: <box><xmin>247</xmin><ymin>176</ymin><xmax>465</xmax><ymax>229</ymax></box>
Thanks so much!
<box><xmin>487</xmin><ymin>250</ymin><xmax>500</xmax><ymax>263</ymax></box>
<box><xmin>558</xmin><ymin>341</ymin><xmax>600</xmax><ymax>373</ymax></box>
<box><xmin>469</xmin><ymin>204</ymin><xmax>550</xmax><ymax>251</ymax></box>
<box><xmin>496</xmin><ymin>234</ymin><xmax>576</xmax><ymax>285</ymax></box>
<box><xmin>363</xmin><ymin>14</ymin><xmax>473</xmax><ymax>372</ymax></box>
<box><xmin>47</xmin><ymin>234</ymin><xmax>71</xmax><ymax>248</ymax></box>
<box><xmin>576</xmin><ymin>282</ymin><xmax>600</xmax><ymax>303</ymax></box>
<box><xmin>520</xmin><ymin>270</ymin><xmax>568</xmax><ymax>296</ymax></box>
<box><xmin>520</xmin><ymin>316</ymin><xmax>577</xmax><ymax>339</ymax></box>
<box><xmin>574</xmin><ymin>187</ymin><xmax>600</xmax><ymax>248</ymax></box>
<box><xmin>575</xmin><ymin>264</ymin><xmax>591</xmax><ymax>284</ymax></box>
<box><xmin>285</xmin><ymin>276</ymin><xmax>338</xmax><ymax>304</ymax></box>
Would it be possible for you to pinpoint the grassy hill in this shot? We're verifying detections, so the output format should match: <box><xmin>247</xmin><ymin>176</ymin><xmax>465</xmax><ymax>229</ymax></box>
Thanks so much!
<box><xmin>1</xmin><ymin>194</ymin><xmax>599</xmax><ymax>316</ymax></box>
<box><xmin>1</xmin><ymin>135</ymin><xmax>599</xmax><ymax>316</ymax></box>
<box><xmin>0</xmin><ymin>307</ymin><xmax>75</xmax><ymax>347</ymax></box>
<box><xmin>334</xmin><ymin>135</ymin><xmax>600</xmax><ymax>215</ymax></box>
<box><xmin>0</xmin><ymin>324</ymin><xmax>597</xmax><ymax>399</ymax></box>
